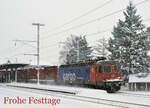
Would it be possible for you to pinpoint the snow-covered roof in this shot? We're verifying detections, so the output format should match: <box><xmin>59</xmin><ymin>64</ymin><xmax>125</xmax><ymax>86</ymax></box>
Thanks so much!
<box><xmin>129</xmin><ymin>73</ymin><xmax>150</xmax><ymax>83</ymax></box>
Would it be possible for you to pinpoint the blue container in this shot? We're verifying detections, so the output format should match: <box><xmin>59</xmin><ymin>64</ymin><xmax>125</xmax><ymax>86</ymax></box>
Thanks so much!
<box><xmin>58</xmin><ymin>65</ymin><xmax>91</xmax><ymax>82</ymax></box>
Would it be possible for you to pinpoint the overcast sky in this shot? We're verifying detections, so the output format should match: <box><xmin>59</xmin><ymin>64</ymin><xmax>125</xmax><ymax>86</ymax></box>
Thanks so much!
<box><xmin>0</xmin><ymin>0</ymin><xmax>150</xmax><ymax>65</ymax></box>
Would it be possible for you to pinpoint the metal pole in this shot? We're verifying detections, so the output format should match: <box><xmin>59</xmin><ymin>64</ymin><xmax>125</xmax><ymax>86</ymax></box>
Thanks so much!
<box><xmin>77</xmin><ymin>39</ymin><xmax>80</xmax><ymax>62</ymax></box>
<box><xmin>37</xmin><ymin>24</ymin><xmax>40</xmax><ymax>85</ymax></box>
<box><xmin>32</xmin><ymin>23</ymin><xmax>44</xmax><ymax>85</ymax></box>
<box><xmin>15</xmin><ymin>69</ymin><xmax>17</xmax><ymax>82</ymax></box>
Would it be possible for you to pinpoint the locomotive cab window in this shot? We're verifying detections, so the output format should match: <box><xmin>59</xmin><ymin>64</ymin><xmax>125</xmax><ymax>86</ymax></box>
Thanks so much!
<box><xmin>103</xmin><ymin>65</ymin><xmax>111</xmax><ymax>73</ymax></box>
<box><xmin>114</xmin><ymin>65</ymin><xmax>120</xmax><ymax>73</ymax></box>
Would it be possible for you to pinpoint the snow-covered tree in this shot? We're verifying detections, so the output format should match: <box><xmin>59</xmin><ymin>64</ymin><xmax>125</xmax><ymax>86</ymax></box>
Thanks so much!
<box><xmin>59</xmin><ymin>35</ymin><xmax>93</xmax><ymax>64</ymax></box>
<box><xmin>93</xmin><ymin>37</ymin><xmax>109</xmax><ymax>58</ymax></box>
<box><xmin>147</xmin><ymin>27</ymin><xmax>150</xmax><ymax>32</ymax></box>
<box><xmin>107</xmin><ymin>1</ymin><xmax>150</xmax><ymax>77</ymax></box>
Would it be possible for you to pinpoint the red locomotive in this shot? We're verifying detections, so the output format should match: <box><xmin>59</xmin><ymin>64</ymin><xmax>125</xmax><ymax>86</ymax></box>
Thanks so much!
<box><xmin>58</xmin><ymin>60</ymin><xmax>122</xmax><ymax>93</ymax></box>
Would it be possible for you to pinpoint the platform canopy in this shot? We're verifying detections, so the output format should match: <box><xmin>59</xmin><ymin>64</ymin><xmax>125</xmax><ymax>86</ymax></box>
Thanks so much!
<box><xmin>129</xmin><ymin>73</ymin><xmax>150</xmax><ymax>83</ymax></box>
<box><xmin>0</xmin><ymin>63</ymin><xmax>29</xmax><ymax>70</ymax></box>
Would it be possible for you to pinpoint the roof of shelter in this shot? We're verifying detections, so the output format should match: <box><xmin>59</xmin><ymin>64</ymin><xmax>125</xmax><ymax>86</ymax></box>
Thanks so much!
<box><xmin>0</xmin><ymin>63</ymin><xmax>29</xmax><ymax>70</ymax></box>
<box><xmin>129</xmin><ymin>73</ymin><xmax>150</xmax><ymax>83</ymax></box>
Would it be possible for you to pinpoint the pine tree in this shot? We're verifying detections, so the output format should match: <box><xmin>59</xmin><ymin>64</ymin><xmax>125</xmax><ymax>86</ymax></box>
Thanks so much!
<box><xmin>147</xmin><ymin>27</ymin><xmax>150</xmax><ymax>32</ymax></box>
<box><xmin>59</xmin><ymin>35</ymin><xmax>93</xmax><ymax>64</ymax></box>
<box><xmin>107</xmin><ymin>1</ymin><xmax>150</xmax><ymax>77</ymax></box>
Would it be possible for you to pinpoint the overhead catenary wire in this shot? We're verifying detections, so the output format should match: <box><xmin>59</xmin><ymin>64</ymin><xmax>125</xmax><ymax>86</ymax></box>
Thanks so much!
<box><xmin>21</xmin><ymin>0</ymin><xmax>150</xmax><ymax>64</ymax></box>
<box><xmin>1</xmin><ymin>0</ymin><xmax>149</xmax><ymax>64</ymax></box>
<box><xmin>2</xmin><ymin>18</ymin><xmax>150</xmax><ymax>60</ymax></box>
<box><xmin>40</xmin><ymin>0</ymin><xmax>113</xmax><ymax>36</ymax></box>
<box><xmin>41</xmin><ymin>0</ymin><xmax>149</xmax><ymax>41</ymax></box>
<box><xmin>7</xmin><ymin>17</ymin><xmax>150</xmax><ymax>62</ymax></box>
<box><xmin>38</xmin><ymin>17</ymin><xmax>150</xmax><ymax>54</ymax></box>
<box><xmin>39</xmin><ymin>18</ymin><xmax>150</xmax><ymax>60</ymax></box>
<box><xmin>86</xmin><ymin>18</ymin><xmax>150</xmax><ymax>37</ymax></box>
<box><xmin>3</xmin><ymin>18</ymin><xmax>150</xmax><ymax>59</ymax></box>
<box><xmin>41</xmin><ymin>9</ymin><xmax>124</xmax><ymax>40</ymax></box>
<box><xmin>3</xmin><ymin>43</ymin><xmax>58</xmax><ymax>62</ymax></box>
<box><xmin>50</xmin><ymin>0</ymin><xmax>113</xmax><ymax>29</ymax></box>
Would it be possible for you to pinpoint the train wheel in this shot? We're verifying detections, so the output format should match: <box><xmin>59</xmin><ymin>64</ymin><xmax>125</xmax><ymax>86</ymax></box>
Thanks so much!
<box><xmin>106</xmin><ymin>86</ymin><xmax>116</xmax><ymax>93</ymax></box>
<box><xmin>115</xmin><ymin>86</ymin><xmax>121</xmax><ymax>91</ymax></box>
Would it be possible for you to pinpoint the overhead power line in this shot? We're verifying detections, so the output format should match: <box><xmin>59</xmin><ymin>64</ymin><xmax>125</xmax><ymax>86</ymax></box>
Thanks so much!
<box><xmin>86</xmin><ymin>18</ymin><xmax>150</xmax><ymax>37</ymax></box>
<box><xmin>51</xmin><ymin>0</ymin><xmax>113</xmax><ymax>31</ymax></box>
<box><xmin>41</xmin><ymin>0</ymin><xmax>149</xmax><ymax>41</ymax></box>
<box><xmin>3</xmin><ymin>49</ymin><xmax>37</xmax><ymax>60</ymax></box>
<box><xmin>2</xmin><ymin>0</ymin><xmax>149</xmax><ymax>61</ymax></box>
<box><xmin>39</xmin><ymin>18</ymin><xmax>150</xmax><ymax>53</ymax></box>
<box><xmin>86</xmin><ymin>28</ymin><xmax>112</xmax><ymax>37</ymax></box>
<box><xmin>41</xmin><ymin>9</ymin><xmax>123</xmax><ymax>40</ymax></box>
<box><xmin>40</xmin><ymin>0</ymin><xmax>112</xmax><ymax>36</ymax></box>
<box><xmin>7</xmin><ymin>18</ymin><xmax>150</xmax><ymax>57</ymax></box>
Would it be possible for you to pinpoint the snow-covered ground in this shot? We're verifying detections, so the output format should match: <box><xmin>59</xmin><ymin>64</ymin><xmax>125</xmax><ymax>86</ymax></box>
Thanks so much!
<box><xmin>0</xmin><ymin>82</ymin><xmax>150</xmax><ymax>108</ymax></box>
<box><xmin>6</xmin><ymin>82</ymin><xmax>80</xmax><ymax>94</ymax></box>
<box><xmin>0</xmin><ymin>85</ymin><xmax>112</xmax><ymax>108</ymax></box>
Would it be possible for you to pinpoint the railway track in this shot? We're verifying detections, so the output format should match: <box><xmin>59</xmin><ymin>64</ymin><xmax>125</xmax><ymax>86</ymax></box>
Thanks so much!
<box><xmin>118</xmin><ymin>91</ymin><xmax>150</xmax><ymax>98</ymax></box>
<box><xmin>2</xmin><ymin>85</ymin><xmax>150</xmax><ymax>108</ymax></box>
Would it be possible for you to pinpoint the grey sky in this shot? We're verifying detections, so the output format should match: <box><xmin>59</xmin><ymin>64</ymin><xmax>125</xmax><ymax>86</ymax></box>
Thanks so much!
<box><xmin>0</xmin><ymin>0</ymin><xmax>150</xmax><ymax>65</ymax></box>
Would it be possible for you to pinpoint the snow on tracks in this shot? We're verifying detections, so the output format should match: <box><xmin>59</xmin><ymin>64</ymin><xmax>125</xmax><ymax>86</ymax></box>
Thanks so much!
<box><xmin>6</xmin><ymin>83</ymin><xmax>77</xmax><ymax>95</ymax></box>
<box><xmin>4</xmin><ymin>83</ymin><xmax>150</xmax><ymax>108</ymax></box>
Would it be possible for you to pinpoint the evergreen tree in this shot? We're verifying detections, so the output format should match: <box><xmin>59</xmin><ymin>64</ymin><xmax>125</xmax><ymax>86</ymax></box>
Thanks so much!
<box><xmin>107</xmin><ymin>1</ymin><xmax>150</xmax><ymax>77</ymax></box>
<box><xmin>147</xmin><ymin>26</ymin><xmax>150</xmax><ymax>32</ymax></box>
<box><xmin>59</xmin><ymin>35</ymin><xmax>93</xmax><ymax>64</ymax></box>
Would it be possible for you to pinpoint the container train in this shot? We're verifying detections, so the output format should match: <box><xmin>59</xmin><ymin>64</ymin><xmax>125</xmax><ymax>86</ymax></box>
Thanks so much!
<box><xmin>24</xmin><ymin>59</ymin><xmax>122</xmax><ymax>93</ymax></box>
<box><xmin>0</xmin><ymin>59</ymin><xmax>122</xmax><ymax>93</ymax></box>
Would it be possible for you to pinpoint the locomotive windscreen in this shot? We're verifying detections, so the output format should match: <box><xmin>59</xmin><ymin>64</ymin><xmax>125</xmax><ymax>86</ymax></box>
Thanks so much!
<box><xmin>114</xmin><ymin>64</ymin><xmax>120</xmax><ymax>73</ymax></box>
<box><xmin>103</xmin><ymin>65</ymin><xmax>111</xmax><ymax>73</ymax></box>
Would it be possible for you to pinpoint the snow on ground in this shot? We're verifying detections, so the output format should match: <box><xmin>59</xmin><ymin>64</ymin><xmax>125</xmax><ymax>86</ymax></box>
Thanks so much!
<box><xmin>120</xmin><ymin>84</ymin><xmax>150</xmax><ymax>95</ymax></box>
<box><xmin>7</xmin><ymin>82</ymin><xmax>150</xmax><ymax>95</ymax></box>
<box><xmin>0</xmin><ymin>85</ymin><xmax>116</xmax><ymax>108</ymax></box>
<box><xmin>6</xmin><ymin>82</ymin><xmax>82</xmax><ymax>94</ymax></box>
<box><xmin>1</xmin><ymin>82</ymin><xmax>150</xmax><ymax>108</ymax></box>
<box><xmin>78</xmin><ymin>88</ymin><xmax>150</xmax><ymax>106</ymax></box>
<box><xmin>120</xmin><ymin>90</ymin><xmax>150</xmax><ymax>95</ymax></box>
